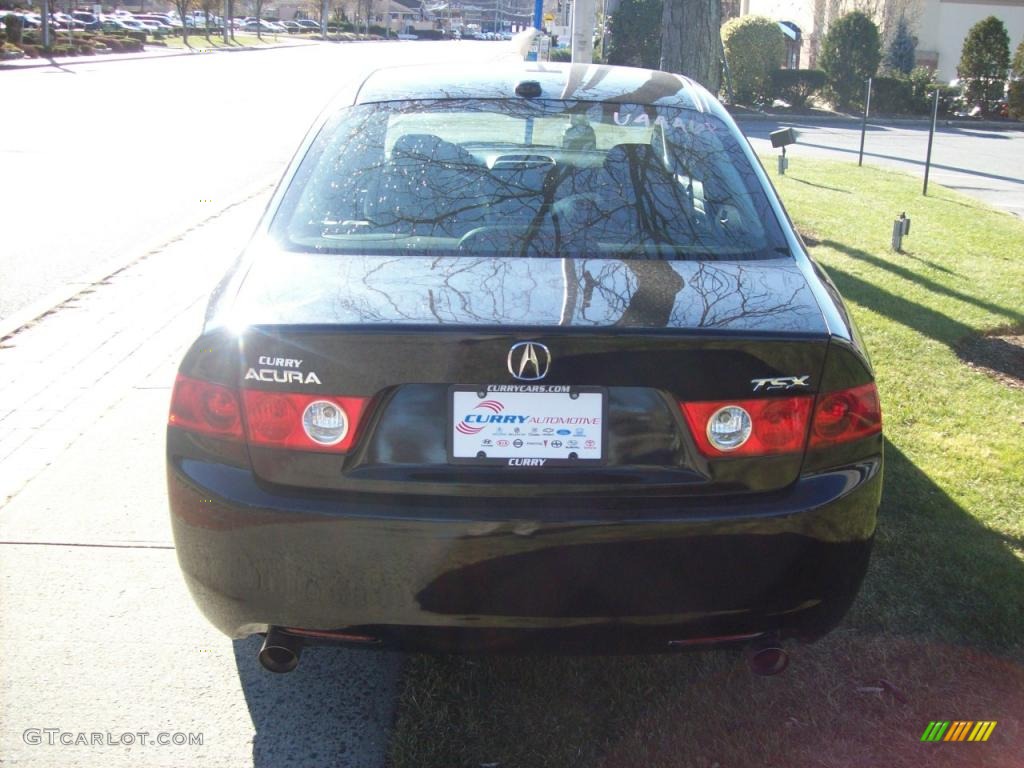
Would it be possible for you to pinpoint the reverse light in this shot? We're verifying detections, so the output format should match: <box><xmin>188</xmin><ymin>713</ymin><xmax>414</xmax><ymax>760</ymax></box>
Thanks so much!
<box><xmin>706</xmin><ymin>405</ymin><xmax>752</xmax><ymax>451</ymax></box>
<box><xmin>302</xmin><ymin>400</ymin><xmax>349</xmax><ymax>446</ymax></box>
<box><xmin>242</xmin><ymin>391</ymin><xmax>367</xmax><ymax>453</ymax></box>
<box><xmin>168</xmin><ymin>375</ymin><xmax>243</xmax><ymax>440</ymax></box>
<box><xmin>681</xmin><ymin>397</ymin><xmax>813</xmax><ymax>457</ymax></box>
<box><xmin>809</xmin><ymin>382</ymin><xmax>882</xmax><ymax>448</ymax></box>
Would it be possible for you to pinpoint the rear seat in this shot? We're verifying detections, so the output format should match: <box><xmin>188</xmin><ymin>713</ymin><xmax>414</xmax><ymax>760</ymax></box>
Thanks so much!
<box><xmin>363</xmin><ymin>133</ymin><xmax>491</xmax><ymax>238</ymax></box>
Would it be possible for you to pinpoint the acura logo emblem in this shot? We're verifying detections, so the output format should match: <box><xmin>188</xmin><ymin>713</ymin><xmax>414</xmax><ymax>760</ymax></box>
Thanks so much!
<box><xmin>507</xmin><ymin>342</ymin><xmax>551</xmax><ymax>381</ymax></box>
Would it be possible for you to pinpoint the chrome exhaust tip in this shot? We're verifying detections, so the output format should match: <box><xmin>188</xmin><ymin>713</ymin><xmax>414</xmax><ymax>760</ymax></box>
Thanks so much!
<box><xmin>747</xmin><ymin>642</ymin><xmax>789</xmax><ymax>676</ymax></box>
<box><xmin>258</xmin><ymin>627</ymin><xmax>303</xmax><ymax>673</ymax></box>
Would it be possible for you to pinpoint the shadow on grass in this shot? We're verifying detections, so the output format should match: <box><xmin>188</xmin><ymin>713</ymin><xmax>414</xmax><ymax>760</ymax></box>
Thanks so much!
<box><xmin>822</xmin><ymin>240</ymin><xmax>1023</xmax><ymax>325</ymax></box>
<box><xmin>823</xmin><ymin>265</ymin><xmax>974</xmax><ymax>344</ymax></box>
<box><xmin>388</xmin><ymin>438</ymin><xmax>1023</xmax><ymax>767</ymax></box>
<box><xmin>859</xmin><ymin>440</ymin><xmax>1024</xmax><ymax>647</ymax></box>
<box><xmin>785</xmin><ymin>176</ymin><xmax>852</xmax><ymax>194</ymax></box>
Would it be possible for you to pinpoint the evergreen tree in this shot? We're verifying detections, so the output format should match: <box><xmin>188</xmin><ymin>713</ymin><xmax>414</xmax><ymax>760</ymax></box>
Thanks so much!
<box><xmin>884</xmin><ymin>15</ymin><xmax>915</xmax><ymax>75</ymax></box>
<box><xmin>820</xmin><ymin>11</ymin><xmax>882</xmax><ymax>110</ymax></box>
<box><xmin>958</xmin><ymin>16</ymin><xmax>1010</xmax><ymax>111</ymax></box>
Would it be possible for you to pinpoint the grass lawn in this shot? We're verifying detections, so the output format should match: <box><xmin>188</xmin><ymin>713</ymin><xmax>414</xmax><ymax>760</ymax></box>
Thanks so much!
<box><xmin>387</xmin><ymin>160</ymin><xmax>1024</xmax><ymax>767</ymax></box>
<box><xmin>159</xmin><ymin>32</ymin><xmax>306</xmax><ymax>51</ymax></box>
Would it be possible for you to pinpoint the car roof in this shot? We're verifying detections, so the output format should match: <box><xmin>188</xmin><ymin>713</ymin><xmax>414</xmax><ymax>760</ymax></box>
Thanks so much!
<box><xmin>353</xmin><ymin>62</ymin><xmax>718</xmax><ymax>114</ymax></box>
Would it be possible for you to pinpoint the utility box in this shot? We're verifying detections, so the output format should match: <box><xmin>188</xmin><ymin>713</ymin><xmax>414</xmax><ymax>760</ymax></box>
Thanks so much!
<box><xmin>770</xmin><ymin>128</ymin><xmax>796</xmax><ymax>175</ymax></box>
<box><xmin>770</xmin><ymin>128</ymin><xmax>797</xmax><ymax>149</ymax></box>
<box><xmin>891</xmin><ymin>212</ymin><xmax>911</xmax><ymax>251</ymax></box>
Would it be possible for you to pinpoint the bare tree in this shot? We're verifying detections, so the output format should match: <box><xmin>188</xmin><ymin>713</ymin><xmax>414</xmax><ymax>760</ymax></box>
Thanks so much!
<box><xmin>173</xmin><ymin>0</ymin><xmax>194</xmax><ymax>44</ymax></box>
<box><xmin>659</xmin><ymin>0</ymin><xmax>721</xmax><ymax>93</ymax></box>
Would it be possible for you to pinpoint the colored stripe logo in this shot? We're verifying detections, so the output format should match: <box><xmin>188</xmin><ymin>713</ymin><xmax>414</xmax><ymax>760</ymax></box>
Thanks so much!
<box><xmin>921</xmin><ymin>721</ymin><xmax>997</xmax><ymax>742</ymax></box>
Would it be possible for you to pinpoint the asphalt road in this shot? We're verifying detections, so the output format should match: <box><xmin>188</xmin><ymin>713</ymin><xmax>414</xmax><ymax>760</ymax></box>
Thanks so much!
<box><xmin>0</xmin><ymin>39</ymin><xmax>508</xmax><ymax>323</ymax></box>
<box><xmin>740</xmin><ymin>118</ymin><xmax>1024</xmax><ymax>218</ymax></box>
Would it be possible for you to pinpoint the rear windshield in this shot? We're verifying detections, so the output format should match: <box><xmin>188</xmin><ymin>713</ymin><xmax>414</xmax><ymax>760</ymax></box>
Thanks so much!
<box><xmin>270</xmin><ymin>99</ymin><xmax>790</xmax><ymax>260</ymax></box>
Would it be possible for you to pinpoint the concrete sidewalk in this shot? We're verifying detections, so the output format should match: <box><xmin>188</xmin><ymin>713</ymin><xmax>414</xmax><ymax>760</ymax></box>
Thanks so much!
<box><xmin>0</xmin><ymin>195</ymin><xmax>402</xmax><ymax>767</ymax></box>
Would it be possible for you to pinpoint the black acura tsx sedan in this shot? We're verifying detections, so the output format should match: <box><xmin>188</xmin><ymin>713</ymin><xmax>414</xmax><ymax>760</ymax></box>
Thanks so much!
<box><xmin>167</xmin><ymin>62</ymin><xmax>882</xmax><ymax>674</ymax></box>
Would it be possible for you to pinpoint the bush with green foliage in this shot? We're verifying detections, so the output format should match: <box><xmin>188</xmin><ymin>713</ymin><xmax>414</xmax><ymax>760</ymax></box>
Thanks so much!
<box><xmin>957</xmin><ymin>16</ymin><xmax>1010</xmax><ymax>111</ymax></box>
<box><xmin>769</xmin><ymin>68</ymin><xmax>826</xmax><ymax>107</ymax></box>
<box><xmin>4</xmin><ymin>11</ymin><xmax>22</xmax><ymax>44</ymax></box>
<box><xmin>869</xmin><ymin>75</ymin><xmax>912</xmax><ymax>114</ymax></box>
<box><xmin>606</xmin><ymin>0</ymin><xmax>661</xmax><ymax>69</ymax></box>
<box><xmin>820</xmin><ymin>11</ymin><xmax>881</xmax><ymax>110</ymax></box>
<box><xmin>1010</xmin><ymin>39</ymin><xmax>1024</xmax><ymax>119</ymax></box>
<box><xmin>721</xmin><ymin>15</ymin><xmax>785</xmax><ymax>104</ymax></box>
<box><xmin>549</xmin><ymin>47</ymin><xmax>571</xmax><ymax>62</ymax></box>
<box><xmin>884</xmin><ymin>14</ymin><xmax>914</xmax><ymax>75</ymax></box>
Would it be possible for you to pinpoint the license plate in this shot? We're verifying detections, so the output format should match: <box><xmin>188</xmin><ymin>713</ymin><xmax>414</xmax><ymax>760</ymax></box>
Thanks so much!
<box><xmin>450</xmin><ymin>386</ymin><xmax>605</xmax><ymax>464</ymax></box>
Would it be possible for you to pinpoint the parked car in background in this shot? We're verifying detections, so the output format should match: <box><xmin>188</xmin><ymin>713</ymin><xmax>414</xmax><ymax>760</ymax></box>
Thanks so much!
<box><xmin>117</xmin><ymin>18</ymin><xmax>159</xmax><ymax>34</ymax></box>
<box><xmin>70</xmin><ymin>11</ymin><xmax>102</xmax><ymax>30</ymax></box>
<box><xmin>167</xmin><ymin>62</ymin><xmax>884</xmax><ymax>675</ymax></box>
<box><xmin>135</xmin><ymin>14</ymin><xmax>181</xmax><ymax>32</ymax></box>
<box><xmin>242</xmin><ymin>19</ymin><xmax>284</xmax><ymax>33</ymax></box>
<box><xmin>280</xmin><ymin>20</ymin><xmax>302</xmax><ymax>32</ymax></box>
<box><xmin>294</xmin><ymin>19</ymin><xmax>321</xmax><ymax>31</ymax></box>
<box><xmin>51</xmin><ymin>12</ymin><xmax>86</xmax><ymax>29</ymax></box>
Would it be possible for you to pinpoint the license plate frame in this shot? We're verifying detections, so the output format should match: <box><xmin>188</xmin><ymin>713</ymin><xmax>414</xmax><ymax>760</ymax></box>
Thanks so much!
<box><xmin>448</xmin><ymin>385</ymin><xmax>607</xmax><ymax>466</ymax></box>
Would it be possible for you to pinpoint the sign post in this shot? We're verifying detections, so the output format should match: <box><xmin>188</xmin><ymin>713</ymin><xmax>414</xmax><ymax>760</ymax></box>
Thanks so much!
<box><xmin>858</xmin><ymin>77</ymin><xmax>872</xmax><ymax>167</ymax></box>
<box><xmin>923</xmin><ymin>89</ymin><xmax>940</xmax><ymax>196</ymax></box>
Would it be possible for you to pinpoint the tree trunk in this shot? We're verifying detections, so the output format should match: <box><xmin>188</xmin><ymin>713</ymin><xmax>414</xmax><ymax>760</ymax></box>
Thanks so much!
<box><xmin>659</xmin><ymin>0</ymin><xmax>722</xmax><ymax>94</ymax></box>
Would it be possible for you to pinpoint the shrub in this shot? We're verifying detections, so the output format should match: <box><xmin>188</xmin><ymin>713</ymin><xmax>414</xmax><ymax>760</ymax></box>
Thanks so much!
<box><xmin>1007</xmin><ymin>80</ymin><xmax>1024</xmax><ymax>119</ymax></box>
<box><xmin>869</xmin><ymin>75</ymin><xmax>912</xmax><ymax>114</ymax></box>
<box><xmin>908</xmin><ymin>66</ymin><xmax>954</xmax><ymax>114</ymax></box>
<box><xmin>17</xmin><ymin>42</ymin><xmax>39</xmax><ymax>57</ymax></box>
<box><xmin>769</xmin><ymin>68</ymin><xmax>826</xmax><ymax>107</ymax></box>
<box><xmin>4</xmin><ymin>11</ymin><xmax>23</xmax><ymax>44</ymax></box>
<box><xmin>721</xmin><ymin>15</ymin><xmax>785</xmax><ymax>105</ymax></box>
<box><xmin>958</xmin><ymin>16</ymin><xmax>1010</xmax><ymax>111</ymax></box>
<box><xmin>549</xmin><ymin>47</ymin><xmax>571</xmax><ymax>62</ymax></box>
<box><xmin>820</xmin><ymin>11</ymin><xmax>881</xmax><ymax>110</ymax></box>
<box><xmin>606</xmin><ymin>0</ymin><xmax>661</xmax><ymax>69</ymax></box>
<box><xmin>1007</xmin><ymin>40</ymin><xmax>1024</xmax><ymax>119</ymax></box>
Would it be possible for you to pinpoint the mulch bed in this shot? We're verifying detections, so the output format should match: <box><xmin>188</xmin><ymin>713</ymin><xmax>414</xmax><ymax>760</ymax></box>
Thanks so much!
<box><xmin>957</xmin><ymin>329</ymin><xmax>1024</xmax><ymax>391</ymax></box>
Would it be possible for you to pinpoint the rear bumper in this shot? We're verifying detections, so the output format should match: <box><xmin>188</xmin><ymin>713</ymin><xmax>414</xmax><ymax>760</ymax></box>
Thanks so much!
<box><xmin>168</xmin><ymin>455</ymin><xmax>880</xmax><ymax>652</ymax></box>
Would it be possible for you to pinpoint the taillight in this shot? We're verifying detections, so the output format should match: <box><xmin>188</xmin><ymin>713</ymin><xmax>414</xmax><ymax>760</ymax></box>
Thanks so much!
<box><xmin>168</xmin><ymin>375</ymin><xmax>244</xmax><ymax>440</ymax></box>
<box><xmin>241</xmin><ymin>391</ymin><xmax>367</xmax><ymax>453</ymax></box>
<box><xmin>809</xmin><ymin>382</ymin><xmax>881</xmax><ymax>448</ymax></box>
<box><xmin>680</xmin><ymin>397</ymin><xmax>813</xmax><ymax>457</ymax></box>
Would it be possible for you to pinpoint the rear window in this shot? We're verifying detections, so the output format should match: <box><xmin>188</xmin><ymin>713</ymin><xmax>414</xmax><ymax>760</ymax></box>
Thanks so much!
<box><xmin>270</xmin><ymin>99</ymin><xmax>790</xmax><ymax>260</ymax></box>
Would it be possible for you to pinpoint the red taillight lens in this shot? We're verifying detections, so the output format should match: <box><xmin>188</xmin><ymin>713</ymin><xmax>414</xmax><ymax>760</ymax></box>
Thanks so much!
<box><xmin>241</xmin><ymin>391</ymin><xmax>367</xmax><ymax>453</ymax></box>
<box><xmin>169</xmin><ymin>375</ymin><xmax>243</xmax><ymax>440</ymax></box>
<box><xmin>809</xmin><ymin>382</ymin><xmax>881</xmax><ymax>448</ymax></box>
<box><xmin>680</xmin><ymin>396</ymin><xmax>813</xmax><ymax>457</ymax></box>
